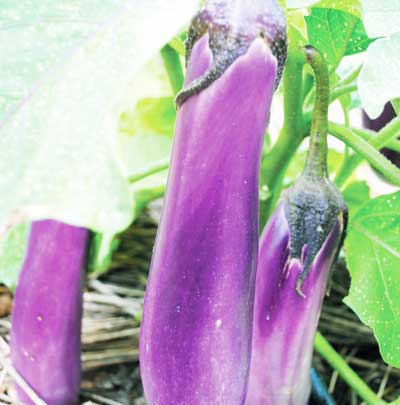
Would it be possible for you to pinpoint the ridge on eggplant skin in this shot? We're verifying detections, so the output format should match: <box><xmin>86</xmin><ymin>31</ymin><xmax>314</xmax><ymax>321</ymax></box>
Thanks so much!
<box><xmin>176</xmin><ymin>0</ymin><xmax>287</xmax><ymax>107</ymax></box>
<box><xmin>284</xmin><ymin>172</ymin><xmax>347</xmax><ymax>297</ymax></box>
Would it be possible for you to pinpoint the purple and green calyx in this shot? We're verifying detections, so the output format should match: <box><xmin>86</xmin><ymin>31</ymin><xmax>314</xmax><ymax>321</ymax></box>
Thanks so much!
<box><xmin>140</xmin><ymin>1</ymin><xmax>286</xmax><ymax>404</ymax></box>
<box><xmin>10</xmin><ymin>220</ymin><xmax>89</xmax><ymax>405</ymax></box>
<box><xmin>245</xmin><ymin>46</ymin><xmax>347</xmax><ymax>405</ymax></box>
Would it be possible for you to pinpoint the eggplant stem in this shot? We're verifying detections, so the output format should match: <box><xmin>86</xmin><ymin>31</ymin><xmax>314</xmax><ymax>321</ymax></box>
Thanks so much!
<box><xmin>303</xmin><ymin>45</ymin><xmax>330</xmax><ymax>179</ymax></box>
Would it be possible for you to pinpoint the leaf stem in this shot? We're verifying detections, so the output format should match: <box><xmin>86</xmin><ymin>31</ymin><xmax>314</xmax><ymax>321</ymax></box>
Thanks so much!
<box><xmin>314</xmin><ymin>332</ymin><xmax>387</xmax><ymax>405</ymax></box>
<box><xmin>161</xmin><ymin>44</ymin><xmax>184</xmax><ymax>96</ymax></box>
<box><xmin>330</xmin><ymin>84</ymin><xmax>357</xmax><ymax>104</ymax></box>
<box><xmin>335</xmin><ymin>64</ymin><xmax>362</xmax><ymax>87</ymax></box>
<box><xmin>128</xmin><ymin>158</ymin><xmax>170</xmax><ymax>184</ymax></box>
<box><xmin>331</xmin><ymin>118</ymin><xmax>400</xmax><ymax>187</ymax></box>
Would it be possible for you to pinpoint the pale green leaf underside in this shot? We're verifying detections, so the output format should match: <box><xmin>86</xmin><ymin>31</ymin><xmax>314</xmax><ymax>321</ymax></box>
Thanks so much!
<box><xmin>0</xmin><ymin>0</ymin><xmax>126</xmax><ymax>122</ymax></box>
<box><xmin>361</xmin><ymin>0</ymin><xmax>400</xmax><ymax>37</ymax></box>
<box><xmin>345</xmin><ymin>192</ymin><xmax>400</xmax><ymax>367</ymax></box>
<box><xmin>0</xmin><ymin>0</ymin><xmax>198</xmax><ymax>236</ymax></box>
<box><xmin>359</xmin><ymin>34</ymin><xmax>400</xmax><ymax>119</ymax></box>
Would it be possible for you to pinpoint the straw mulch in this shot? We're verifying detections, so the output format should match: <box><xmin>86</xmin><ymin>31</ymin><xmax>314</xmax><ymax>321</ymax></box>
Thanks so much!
<box><xmin>0</xmin><ymin>207</ymin><xmax>398</xmax><ymax>404</ymax></box>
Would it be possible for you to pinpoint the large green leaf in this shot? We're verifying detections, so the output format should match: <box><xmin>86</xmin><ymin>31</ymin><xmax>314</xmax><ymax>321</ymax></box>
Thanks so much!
<box><xmin>306</xmin><ymin>8</ymin><xmax>372</xmax><ymax>68</ymax></box>
<box><xmin>0</xmin><ymin>0</ymin><xmax>126</xmax><ymax>121</ymax></box>
<box><xmin>342</xmin><ymin>180</ymin><xmax>370</xmax><ymax>216</ymax></box>
<box><xmin>0</xmin><ymin>0</ymin><xmax>198</xmax><ymax>237</ymax></box>
<box><xmin>345</xmin><ymin>192</ymin><xmax>400</xmax><ymax>367</ymax></box>
<box><xmin>359</xmin><ymin>33</ymin><xmax>400</xmax><ymax>119</ymax></box>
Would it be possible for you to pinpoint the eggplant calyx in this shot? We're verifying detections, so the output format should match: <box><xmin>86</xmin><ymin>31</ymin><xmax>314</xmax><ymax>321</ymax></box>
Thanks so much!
<box><xmin>176</xmin><ymin>0</ymin><xmax>287</xmax><ymax>108</ymax></box>
<box><xmin>284</xmin><ymin>174</ymin><xmax>346</xmax><ymax>297</ymax></box>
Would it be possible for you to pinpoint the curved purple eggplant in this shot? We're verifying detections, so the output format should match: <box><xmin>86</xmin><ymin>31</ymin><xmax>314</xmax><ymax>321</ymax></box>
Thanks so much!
<box><xmin>245</xmin><ymin>204</ymin><xmax>344</xmax><ymax>404</ymax></box>
<box><xmin>139</xmin><ymin>1</ymin><xmax>286</xmax><ymax>404</ymax></box>
<box><xmin>245</xmin><ymin>46</ymin><xmax>347</xmax><ymax>405</ymax></box>
<box><xmin>10</xmin><ymin>220</ymin><xmax>89</xmax><ymax>405</ymax></box>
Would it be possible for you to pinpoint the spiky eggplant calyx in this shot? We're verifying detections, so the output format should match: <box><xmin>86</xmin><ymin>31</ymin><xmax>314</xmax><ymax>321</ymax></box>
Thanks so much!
<box><xmin>284</xmin><ymin>173</ymin><xmax>347</xmax><ymax>297</ymax></box>
<box><xmin>176</xmin><ymin>0</ymin><xmax>287</xmax><ymax>107</ymax></box>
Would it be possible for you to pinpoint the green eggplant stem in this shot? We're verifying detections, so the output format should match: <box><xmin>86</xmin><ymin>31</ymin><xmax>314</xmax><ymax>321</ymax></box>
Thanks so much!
<box><xmin>303</xmin><ymin>45</ymin><xmax>330</xmax><ymax>179</ymax></box>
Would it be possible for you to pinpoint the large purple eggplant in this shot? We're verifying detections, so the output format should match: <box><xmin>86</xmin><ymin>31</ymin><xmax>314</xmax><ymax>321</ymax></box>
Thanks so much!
<box><xmin>139</xmin><ymin>1</ymin><xmax>286</xmax><ymax>404</ymax></box>
<box><xmin>245</xmin><ymin>46</ymin><xmax>347</xmax><ymax>405</ymax></box>
<box><xmin>10</xmin><ymin>220</ymin><xmax>89</xmax><ymax>405</ymax></box>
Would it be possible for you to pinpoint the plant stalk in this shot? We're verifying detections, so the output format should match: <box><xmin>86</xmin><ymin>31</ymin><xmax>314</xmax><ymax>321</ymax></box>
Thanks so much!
<box><xmin>314</xmin><ymin>332</ymin><xmax>387</xmax><ymax>405</ymax></box>
<box><xmin>161</xmin><ymin>44</ymin><xmax>184</xmax><ymax>96</ymax></box>
<box><xmin>303</xmin><ymin>45</ymin><xmax>330</xmax><ymax>179</ymax></box>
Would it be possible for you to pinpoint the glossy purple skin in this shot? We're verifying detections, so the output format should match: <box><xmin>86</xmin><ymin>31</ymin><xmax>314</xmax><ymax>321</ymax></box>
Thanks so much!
<box><xmin>140</xmin><ymin>36</ymin><xmax>277</xmax><ymax>405</ymax></box>
<box><xmin>245</xmin><ymin>203</ymin><xmax>343</xmax><ymax>405</ymax></box>
<box><xmin>10</xmin><ymin>220</ymin><xmax>89</xmax><ymax>405</ymax></box>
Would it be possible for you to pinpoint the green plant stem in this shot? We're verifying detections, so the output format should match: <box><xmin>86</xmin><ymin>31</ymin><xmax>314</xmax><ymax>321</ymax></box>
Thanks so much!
<box><xmin>329</xmin><ymin>123</ymin><xmax>400</xmax><ymax>186</ymax></box>
<box><xmin>305</xmin><ymin>63</ymin><xmax>360</xmax><ymax>111</ymax></box>
<box><xmin>336</xmin><ymin>64</ymin><xmax>362</xmax><ymax>87</ymax></box>
<box><xmin>260</xmin><ymin>47</ymin><xmax>306</xmax><ymax>224</ymax></box>
<box><xmin>161</xmin><ymin>44</ymin><xmax>184</xmax><ymax>96</ymax></box>
<box><xmin>303</xmin><ymin>46</ymin><xmax>330</xmax><ymax>178</ymax></box>
<box><xmin>128</xmin><ymin>158</ymin><xmax>170</xmax><ymax>184</ymax></box>
<box><xmin>314</xmin><ymin>332</ymin><xmax>387</xmax><ymax>405</ymax></box>
<box><xmin>387</xmin><ymin>139</ymin><xmax>400</xmax><ymax>153</ymax></box>
<box><xmin>352</xmin><ymin>128</ymin><xmax>400</xmax><ymax>153</ymax></box>
<box><xmin>332</xmin><ymin>118</ymin><xmax>400</xmax><ymax>187</ymax></box>
<box><xmin>329</xmin><ymin>122</ymin><xmax>400</xmax><ymax>186</ymax></box>
<box><xmin>330</xmin><ymin>84</ymin><xmax>357</xmax><ymax>104</ymax></box>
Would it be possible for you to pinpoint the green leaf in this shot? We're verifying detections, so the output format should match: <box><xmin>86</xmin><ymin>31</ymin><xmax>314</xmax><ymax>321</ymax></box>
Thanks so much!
<box><xmin>0</xmin><ymin>223</ymin><xmax>29</xmax><ymax>290</ymax></box>
<box><xmin>359</xmin><ymin>34</ymin><xmax>400</xmax><ymax>119</ymax></box>
<box><xmin>312</xmin><ymin>0</ymin><xmax>362</xmax><ymax>18</ymax></box>
<box><xmin>287</xmin><ymin>0</ymin><xmax>362</xmax><ymax>17</ymax></box>
<box><xmin>344</xmin><ymin>192</ymin><xmax>400</xmax><ymax>367</ymax></box>
<box><xmin>119</xmin><ymin>97</ymin><xmax>176</xmax><ymax>137</ymax></box>
<box><xmin>0</xmin><ymin>0</ymin><xmax>129</xmax><ymax>121</ymax></box>
<box><xmin>361</xmin><ymin>0</ymin><xmax>400</xmax><ymax>37</ymax></box>
<box><xmin>345</xmin><ymin>19</ymin><xmax>375</xmax><ymax>56</ymax></box>
<box><xmin>0</xmin><ymin>0</ymin><xmax>199</xmax><ymax>237</ymax></box>
<box><xmin>342</xmin><ymin>180</ymin><xmax>370</xmax><ymax>216</ymax></box>
<box><xmin>306</xmin><ymin>8</ymin><xmax>372</xmax><ymax>68</ymax></box>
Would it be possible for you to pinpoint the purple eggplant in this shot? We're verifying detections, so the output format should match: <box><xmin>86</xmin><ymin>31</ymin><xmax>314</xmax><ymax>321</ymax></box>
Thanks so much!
<box><xmin>139</xmin><ymin>1</ymin><xmax>286</xmax><ymax>404</ymax></box>
<box><xmin>245</xmin><ymin>46</ymin><xmax>347</xmax><ymax>405</ymax></box>
<box><xmin>10</xmin><ymin>220</ymin><xmax>89</xmax><ymax>405</ymax></box>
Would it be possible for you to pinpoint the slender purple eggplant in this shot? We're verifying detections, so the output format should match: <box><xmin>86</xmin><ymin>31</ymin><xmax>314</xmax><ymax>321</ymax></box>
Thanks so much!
<box><xmin>245</xmin><ymin>46</ymin><xmax>347</xmax><ymax>405</ymax></box>
<box><xmin>139</xmin><ymin>1</ymin><xmax>286</xmax><ymax>404</ymax></box>
<box><xmin>10</xmin><ymin>220</ymin><xmax>89</xmax><ymax>405</ymax></box>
